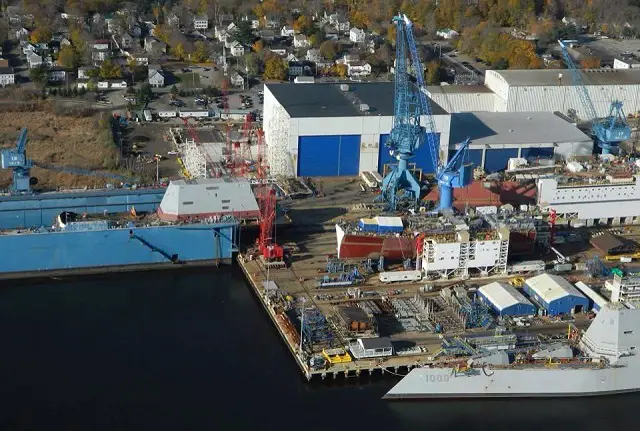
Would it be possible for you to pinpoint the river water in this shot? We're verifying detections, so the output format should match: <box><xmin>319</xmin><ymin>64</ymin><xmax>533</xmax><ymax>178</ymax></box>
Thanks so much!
<box><xmin>0</xmin><ymin>267</ymin><xmax>637</xmax><ymax>430</ymax></box>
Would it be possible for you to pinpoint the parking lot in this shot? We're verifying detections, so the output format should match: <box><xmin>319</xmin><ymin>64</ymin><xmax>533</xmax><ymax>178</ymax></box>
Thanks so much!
<box><xmin>578</xmin><ymin>36</ymin><xmax>640</xmax><ymax>64</ymax></box>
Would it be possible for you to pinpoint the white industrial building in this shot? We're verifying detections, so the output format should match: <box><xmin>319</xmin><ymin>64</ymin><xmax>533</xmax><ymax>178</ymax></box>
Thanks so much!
<box><xmin>605</xmin><ymin>273</ymin><xmax>640</xmax><ymax>303</ymax></box>
<box><xmin>484</xmin><ymin>69</ymin><xmax>640</xmax><ymax>118</ymax></box>
<box><xmin>423</xmin><ymin>85</ymin><xmax>497</xmax><ymax>113</ymax></box>
<box><xmin>449</xmin><ymin>112</ymin><xmax>593</xmax><ymax>173</ymax></box>
<box><xmin>537</xmin><ymin>175</ymin><xmax>640</xmax><ymax>224</ymax></box>
<box><xmin>478</xmin><ymin>281</ymin><xmax>536</xmax><ymax>317</ymax></box>
<box><xmin>263</xmin><ymin>82</ymin><xmax>451</xmax><ymax>177</ymax></box>
<box><xmin>157</xmin><ymin>178</ymin><xmax>260</xmax><ymax>221</ymax></box>
<box><xmin>523</xmin><ymin>273</ymin><xmax>588</xmax><ymax>316</ymax></box>
<box><xmin>574</xmin><ymin>281</ymin><xmax>608</xmax><ymax>313</ymax></box>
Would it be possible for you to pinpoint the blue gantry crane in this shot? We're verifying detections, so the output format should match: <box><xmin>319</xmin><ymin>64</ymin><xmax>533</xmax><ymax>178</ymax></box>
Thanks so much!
<box><xmin>380</xmin><ymin>14</ymin><xmax>472</xmax><ymax>212</ymax></box>
<box><xmin>558</xmin><ymin>40</ymin><xmax>631</xmax><ymax>154</ymax></box>
<box><xmin>1</xmin><ymin>128</ymin><xmax>137</xmax><ymax>194</ymax></box>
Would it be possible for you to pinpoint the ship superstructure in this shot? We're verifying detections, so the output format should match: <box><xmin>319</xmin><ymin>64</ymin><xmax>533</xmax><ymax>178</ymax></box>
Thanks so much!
<box><xmin>384</xmin><ymin>301</ymin><xmax>640</xmax><ymax>399</ymax></box>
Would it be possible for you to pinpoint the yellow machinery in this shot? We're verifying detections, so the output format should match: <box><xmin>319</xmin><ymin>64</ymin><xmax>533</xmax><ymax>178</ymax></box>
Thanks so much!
<box><xmin>322</xmin><ymin>348</ymin><xmax>352</xmax><ymax>364</ymax></box>
<box><xmin>509</xmin><ymin>277</ymin><xmax>525</xmax><ymax>287</ymax></box>
<box><xmin>605</xmin><ymin>252</ymin><xmax>640</xmax><ymax>261</ymax></box>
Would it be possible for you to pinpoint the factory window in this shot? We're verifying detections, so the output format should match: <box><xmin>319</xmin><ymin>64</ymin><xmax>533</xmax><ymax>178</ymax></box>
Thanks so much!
<box><xmin>625</xmin><ymin>330</ymin><xmax>634</xmax><ymax>334</ymax></box>
<box><xmin>206</xmin><ymin>186</ymin><xmax>219</xmax><ymax>190</ymax></box>
<box><xmin>221</xmin><ymin>199</ymin><xmax>231</xmax><ymax>203</ymax></box>
<box><xmin>222</xmin><ymin>206</ymin><xmax>229</xmax><ymax>210</ymax></box>
<box><xmin>183</xmin><ymin>201</ymin><xmax>194</xmax><ymax>205</ymax></box>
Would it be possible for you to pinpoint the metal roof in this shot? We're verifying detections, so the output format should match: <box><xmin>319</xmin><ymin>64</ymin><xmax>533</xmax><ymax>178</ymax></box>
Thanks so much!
<box><xmin>488</xmin><ymin>68</ymin><xmax>640</xmax><ymax>87</ymax></box>
<box><xmin>159</xmin><ymin>178</ymin><xmax>259</xmax><ymax>217</ymax></box>
<box><xmin>359</xmin><ymin>337</ymin><xmax>393</xmax><ymax>350</ymax></box>
<box><xmin>449</xmin><ymin>111</ymin><xmax>591</xmax><ymax>146</ymax></box>
<box><xmin>478</xmin><ymin>281</ymin><xmax>533</xmax><ymax>311</ymax></box>
<box><xmin>574</xmin><ymin>281</ymin><xmax>608</xmax><ymax>309</ymax></box>
<box><xmin>266</xmin><ymin>82</ymin><xmax>447</xmax><ymax>118</ymax></box>
<box><xmin>590</xmin><ymin>233</ymin><xmax>626</xmax><ymax>254</ymax></box>
<box><xmin>424</xmin><ymin>85</ymin><xmax>493</xmax><ymax>94</ymax></box>
<box><xmin>525</xmin><ymin>273</ymin><xmax>586</xmax><ymax>304</ymax></box>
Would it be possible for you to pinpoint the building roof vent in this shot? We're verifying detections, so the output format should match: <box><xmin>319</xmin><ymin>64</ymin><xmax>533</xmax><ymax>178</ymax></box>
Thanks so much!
<box><xmin>340</xmin><ymin>84</ymin><xmax>349</xmax><ymax>92</ymax></box>
<box><xmin>360</xmin><ymin>103</ymin><xmax>369</xmax><ymax>111</ymax></box>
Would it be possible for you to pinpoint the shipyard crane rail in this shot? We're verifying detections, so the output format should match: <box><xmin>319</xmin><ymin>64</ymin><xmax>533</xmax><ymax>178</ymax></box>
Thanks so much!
<box><xmin>557</xmin><ymin>39</ymin><xmax>631</xmax><ymax>154</ymax></box>
<box><xmin>1</xmin><ymin>128</ymin><xmax>138</xmax><ymax>194</ymax></box>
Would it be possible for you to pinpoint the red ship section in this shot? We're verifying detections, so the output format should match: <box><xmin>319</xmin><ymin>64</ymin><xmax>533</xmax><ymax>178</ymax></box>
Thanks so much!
<box><xmin>336</xmin><ymin>225</ymin><xmax>417</xmax><ymax>260</ymax></box>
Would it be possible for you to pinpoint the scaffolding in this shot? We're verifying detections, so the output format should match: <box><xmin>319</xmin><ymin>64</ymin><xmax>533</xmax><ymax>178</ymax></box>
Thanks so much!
<box><xmin>181</xmin><ymin>138</ymin><xmax>207</xmax><ymax>179</ymax></box>
<box><xmin>300</xmin><ymin>307</ymin><xmax>334</xmax><ymax>350</ymax></box>
<box><xmin>267</xmin><ymin>104</ymin><xmax>294</xmax><ymax>177</ymax></box>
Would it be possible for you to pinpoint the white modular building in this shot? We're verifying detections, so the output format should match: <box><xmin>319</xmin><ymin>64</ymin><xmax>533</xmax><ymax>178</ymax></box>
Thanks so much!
<box><xmin>484</xmin><ymin>69</ymin><xmax>640</xmax><ymax>118</ymax></box>
<box><xmin>263</xmin><ymin>82</ymin><xmax>451</xmax><ymax>177</ymax></box>
<box><xmin>449</xmin><ymin>111</ymin><xmax>593</xmax><ymax>173</ymax></box>
<box><xmin>478</xmin><ymin>281</ymin><xmax>536</xmax><ymax>317</ymax></box>
<box><xmin>537</xmin><ymin>175</ymin><xmax>640</xmax><ymax>224</ymax></box>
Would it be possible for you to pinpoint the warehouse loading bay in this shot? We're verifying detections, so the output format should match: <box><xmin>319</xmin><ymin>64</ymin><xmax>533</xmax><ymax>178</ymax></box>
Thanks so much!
<box><xmin>240</xmin><ymin>179</ymin><xmax>638</xmax><ymax>378</ymax></box>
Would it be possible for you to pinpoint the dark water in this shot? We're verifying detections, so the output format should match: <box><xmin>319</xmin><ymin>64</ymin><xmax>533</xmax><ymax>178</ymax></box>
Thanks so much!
<box><xmin>0</xmin><ymin>267</ymin><xmax>638</xmax><ymax>431</ymax></box>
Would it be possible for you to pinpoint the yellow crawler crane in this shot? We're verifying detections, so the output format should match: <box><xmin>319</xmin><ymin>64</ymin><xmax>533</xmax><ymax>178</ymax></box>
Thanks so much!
<box><xmin>322</xmin><ymin>348</ymin><xmax>352</xmax><ymax>364</ymax></box>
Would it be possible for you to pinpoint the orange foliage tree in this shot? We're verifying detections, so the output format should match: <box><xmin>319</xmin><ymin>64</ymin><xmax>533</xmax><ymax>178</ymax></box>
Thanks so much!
<box><xmin>581</xmin><ymin>56</ymin><xmax>601</xmax><ymax>69</ymax></box>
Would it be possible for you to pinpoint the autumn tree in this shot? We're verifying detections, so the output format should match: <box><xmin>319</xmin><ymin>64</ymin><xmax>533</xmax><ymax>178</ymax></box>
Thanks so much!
<box><xmin>29</xmin><ymin>27</ymin><xmax>52</xmax><ymax>44</ymax></box>
<box><xmin>263</xmin><ymin>55</ymin><xmax>287</xmax><ymax>80</ymax></box>
<box><xmin>252</xmin><ymin>39</ymin><xmax>264</xmax><ymax>53</ymax></box>
<box><xmin>425</xmin><ymin>60</ymin><xmax>441</xmax><ymax>85</ymax></box>
<box><xmin>320</xmin><ymin>40</ymin><xmax>339</xmax><ymax>61</ymax></box>
<box><xmin>334</xmin><ymin>63</ymin><xmax>347</xmax><ymax>79</ymax></box>
<box><xmin>57</xmin><ymin>45</ymin><xmax>81</xmax><ymax>69</ymax></box>
<box><xmin>99</xmin><ymin>59</ymin><xmax>123</xmax><ymax>79</ymax></box>
<box><xmin>154</xmin><ymin>24</ymin><xmax>172</xmax><ymax>45</ymax></box>
<box><xmin>245</xmin><ymin>52</ymin><xmax>261</xmax><ymax>76</ymax></box>
<box><xmin>293</xmin><ymin>15</ymin><xmax>314</xmax><ymax>35</ymax></box>
<box><xmin>191</xmin><ymin>41</ymin><xmax>210</xmax><ymax>63</ymax></box>
<box><xmin>581</xmin><ymin>56</ymin><xmax>601</xmax><ymax>69</ymax></box>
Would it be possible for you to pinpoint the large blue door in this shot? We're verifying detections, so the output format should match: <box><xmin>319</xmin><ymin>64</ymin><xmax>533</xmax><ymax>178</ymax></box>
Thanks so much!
<box><xmin>298</xmin><ymin>135</ymin><xmax>360</xmax><ymax>177</ymax></box>
<box><xmin>378</xmin><ymin>133</ymin><xmax>439</xmax><ymax>174</ymax></box>
<box><xmin>484</xmin><ymin>148</ymin><xmax>518</xmax><ymax>173</ymax></box>
<box><xmin>520</xmin><ymin>147</ymin><xmax>554</xmax><ymax>161</ymax></box>
<box><xmin>448</xmin><ymin>148</ymin><xmax>483</xmax><ymax>169</ymax></box>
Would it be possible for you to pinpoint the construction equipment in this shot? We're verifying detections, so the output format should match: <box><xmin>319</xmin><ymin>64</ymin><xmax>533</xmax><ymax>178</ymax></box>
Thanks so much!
<box><xmin>558</xmin><ymin>39</ymin><xmax>631</xmax><ymax>154</ymax></box>
<box><xmin>1</xmin><ymin>128</ymin><xmax>137</xmax><ymax>194</ymax></box>
<box><xmin>550</xmin><ymin>246</ymin><xmax>569</xmax><ymax>264</ymax></box>
<box><xmin>437</xmin><ymin>138</ymin><xmax>472</xmax><ymax>211</ymax></box>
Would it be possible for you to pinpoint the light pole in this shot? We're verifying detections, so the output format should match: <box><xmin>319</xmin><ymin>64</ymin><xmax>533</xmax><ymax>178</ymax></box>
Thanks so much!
<box><xmin>155</xmin><ymin>156</ymin><xmax>159</xmax><ymax>184</ymax></box>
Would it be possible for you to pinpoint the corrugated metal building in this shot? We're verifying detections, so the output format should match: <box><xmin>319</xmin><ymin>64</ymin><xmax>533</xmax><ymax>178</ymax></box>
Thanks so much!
<box><xmin>423</xmin><ymin>85</ymin><xmax>497</xmax><ymax>113</ymax></box>
<box><xmin>449</xmin><ymin>112</ymin><xmax>592</xmax><ymax>173</ymax></box>
<box><xmin>574</xmin><ymin>281</ymin><xmax>608</xmax><ymax>313</ymax></box>
<box><xmin>157</xmin><ymin>178</ymin><xmax>260</xmax><ymax>221</ymax></box>
<box><xmin>263</xmin><ymin>82</ymin><xmax>451</xmax><ymax>177</ymax></box>
<box><xmin>524</xmin><ymin>273</ymin><xmax>589</xmax><ymax>316</ymax></box>
<box><xmin>478</xmin><ymin>281</ymin><xmax>536</xmax><ymax>317</ymax></box>
<box><xmin>484</xmin><ymin>69</ymin><xmax>640</xmax><ymax>117</ymax></box>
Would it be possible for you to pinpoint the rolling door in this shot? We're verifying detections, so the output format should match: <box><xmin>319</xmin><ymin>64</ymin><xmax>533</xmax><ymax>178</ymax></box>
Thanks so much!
<box><xmin>298</xmin><ymin>135</ymin><xmax>360</xmax><ymax>177</ymax></box>
<box><xmin>520</xmin><ymin>147</ymin><xmax>554</xmax><ymax>161</ymax></box>
<box><xmin>378</xmin><ymin>133</ymin><xmax>440</xmax><ymax>174</ymax></box>
<box><xmin>448</xmin><ymin>148</ymin><xmax>483</xmax><ymax>169</ymax></box>
<box><xmin>484</xmin><ymin>148</ymin><xmax>518</xmax><ymax>173</ymax></box>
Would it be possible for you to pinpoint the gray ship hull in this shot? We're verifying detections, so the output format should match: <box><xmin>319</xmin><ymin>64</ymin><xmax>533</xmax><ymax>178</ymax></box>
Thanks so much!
<box><xmin>383</xmin><ymin>363</ymin><xmax>640</xmax><ymax>399</ymax></box>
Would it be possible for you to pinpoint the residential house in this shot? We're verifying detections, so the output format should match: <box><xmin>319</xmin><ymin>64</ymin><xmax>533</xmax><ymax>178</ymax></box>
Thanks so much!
<box><xmin>329</xmin><ymin>12</ymin><xmax>350</xmax><ymax>33</ymax></box>
<box><xmin>21</xmin><ymin>42</ymin><xmax>36</xmax><ymax>55</ymax></box>
<box><xmin>77</xmin><ymin>66</ymin><xmax>97</xmax><ymax>79</ymax></box>
<box><xmin>125</xmin><ymin>50</ymin><xmax>149</xmax><ymax>65</ymax></box>
<box><xmin>337</xmin><ymin>53</ymin><xmax>360</xmax><ymax>65</ymax></box>
<box><xmin>166</xmin><ymin>13</ymin><xmax>180</xmax><ymax>27</ymax></box>
<box><xmin>264</xmin><ymin>14</ymin><xmax>281</xmax><ymax>29</ymax></box>
<box><xmin>219</xmin><ymin>14</ymin><xmax>234</xmax><ymax>25</ymax></box>
<box><xmin>193</xmin><ymin>15</ymin><xmax>209</xmax><ymax>30</ymax></box>
<box><xmin>144</xmin><ymin>37</ymin><xmax>167</xmax><ymax>55</ymax></box>
<box><xmin>97</xmin><ymin>79</ymin><xmax>127</xmax><ymax>89</ymax></box>
<box><xmin>92</xmin><ymin>40</ymin><xmax>110</xmax><ymax>51</ymax></box>
<box><xmin>281</xmin><ymin>26</ymin><xmax>295</xmax><ymax>37</ymax></box>
<box><xmin>286</xmin><ymin>53</ymin><xmax>299</xmax><ymax>63</ymax></box>
<box><xmin>230</xmin><ymin>72</ymin><xmax>244</xmax><ymax>88</ymax></box>
<box><xmin>305</xmin><ymin>48</ymin><xmax>322</xmax><ymax>63</ymax></box>
<box><xmin>436</xmin><ymin>28</ymin><xmax>459</xmax><ymax>39</ymax></box>
<box><xmin>60</xmin><ymin>37</ymin><xmax>72</xmax><ymax>47</ymax></box>
<box><xmin>293</xmin><ymin>34</ymin><xmax>310</xmax><ymax>48</ymax></box>
<box><xmin>242</xmin><ymin>15</ymin><xmax>260</xmax><ymax>29</ymax></box>
<box><xmin>130</xmin><ymin>23</ymin><xmax>143</xmax><ymax>38</ymax></box>
<box><xmin>121</xmin><ymin>33</ymin><xmax>134</xmax><ymax>49</ymax></box>
<box><xmin>0</xmin><ymin>59</ymin><xmax>8</xmax><ymax>68</ymax></box>
<box><xmin>270</xmin><ymin>46</ymin><xmax>288</xmax><ymax>56</ymax></box>
<box><xmin>323</xmin><ymin>26</ymin><xmax>339</xmax><ymax>40</ymax></box>
<box><xmin>92</xmin><ymin>49</ymin><xmax>110</xmax><ymax>62</ymax></box>
<box><xmin>148</xmin><ymin>65</ymin><xmax>165</xmax><ymax>87</ymax></box>
<box><xmin>47</xmin><ymin>68</ymin><xmax>67</xmax><ymax>82</ymax></box>
<box><xmin>614</xmin><ymin>57</ymin><xmax>640</xmax><ymax>69</ymax></box>
<box><xmin>27</xmin><ymin>53</ymin><xmax>43</xmax><ymax>68</ymax></box>
<box><xmin>0</xmin><ymin>67</ymin><xmax>15</xmax><ymax>86</ymax></box>
<box><xmin>226</xmin><ymin>22</ymin><xmax>237</xmax><ymax>33</ymax></box>
<box><xmin>229</xmin><ymin>41</ymin><xmax>245</xmax><ymax>57</ymax></box>
<box><xmin>15</xmin><ymin>27</ymin><xmax>29</xmax><ymax>40</ymax></box>
<box><xmin>105</xmin><ymin>17</ymin><xmax>121</xmax><ymax>34</ymax></box>
<box><xmin>347</xmin><ymin>61</ymin><xmax>371</xmax><ymax>77</ymax></box>
<box><xmin>260</xmin><ymin>30</ymin><xmax>276</xmax><ymax>42</ymax></box>
<box><xmin>349</xmin><ymin>27</ymin><xmax>366</xmax><ymax>43</ymax></box>
<box><xmin>288</xmin><ymin>61</ymin><xmax>304</xmax><ymax>76</ymax></box>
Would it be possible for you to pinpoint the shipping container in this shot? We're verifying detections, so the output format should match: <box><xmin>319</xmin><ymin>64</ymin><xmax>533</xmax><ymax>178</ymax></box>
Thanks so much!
<box><xmin>379</xmin><ymin>270</ymin><xmax>422</xmax><ymax>283</ymax></box>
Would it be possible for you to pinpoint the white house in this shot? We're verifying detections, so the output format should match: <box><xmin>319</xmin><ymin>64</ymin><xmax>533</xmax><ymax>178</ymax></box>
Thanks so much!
<box><xmin>264</xmin><ymin>14</ymin><xmax>281</xmax><ymax>29</ymax></box>
<box><xmin>349</xmin><ymin>27</ymin><xmax>366</xmax><ymax>43</ymax></box>
<box><xmin>338</xmin><ymin>53</ymin><xmax>360</xmax><ymax>65</ymax></box>
<box><xmin>92</xmin><ymin>49</ymin><xmax>110</xmax><ymax>62</ymax></box>
<box><xmin>193</xmin><ymin>15</ymin><xmax>208</xmax><ymax>30</ymax></box>
<box><xmin>281</xmin><ymin>26</ymin><xmax>295</xmax><ymax>37</ymax></box>
<box><xmin>293</xmin><ymin>34</ymin><xmax>310</xmax><ymax>48</ymax></box>
<box><xmin>92</xmin><ymin>40</ymin><xmax>110</xmax><ymax>50</ymax></box>
<box><xmin>98</xmin><ymin>79</ymin><xmax>127</xmax><ymax>89</ymax></box>
<box><xmin>286</xmin><ymin>53</ymin><xmax>299</xmax><ymax>63</ymax></box>
<box><xmin>121</xmin><ymin>33</ymin><xmax>133</xmax><ymax>48</ymax></box>
<box><xmin>15</xmin><ymin>27</ymin><xmax>29</xmax><ymax>40</ymax></box>
<box><xmin>0</xmin><ymin>67</ymin><xmax>15</xmax><ymax>86</ymax></box>
<box><xmin>305</xmin><ymin>48</ymin><xmax>322</xmax><ymax>63</ymax></box>
<box><xmin>148</xmin><ymin>66</ymin><xmax>164</xmax><ymax>87</ymax></box>
<box><xmin>329</xmin><ymin>12</ymin><xmax>350</xmax><ymax>32</ymax></box>
<box><xmin>347</xmin><ymin>62</ymin><xmax>372</xmax><ymax>77</ymax></box>
<box><xmin>436</xmin><ymin>28</ymin><xmax>459</xmax><ymax>39</ymax></box>
<box><xmin>166</xmin><ymin>13</ymin><xmax>180</xmax><ymax>26</ymax></box>
<box><xmin>288</xmin><ymin>61</ymin><xmax>304</xmax><ymax>76</ymax></box>
<box><xmin>260</xmin><ymin>30</ymin><xmax>276</xmax><ymax>41</ymax></box>
<box><xmin>47</xmin><ymin>69</ymin><xmax>66</xmax><ymax>82</ymax></box>
<box><xmin>27</xmin><ymin>53</ymin><xmax>43</xmax><ymax>68</ymax></box>
<box><xmin>21</xmin><ymin>42</ymin><xmax>36</xmax><ymax>55</ymax></box>
<box><xmin>60</xmin><ymin>37</ymin><xmax>72</xmax><ymax>47</ymax></box>
<box><xmin>613</xmin><ymin>58</ymin><xmax>640</xmax><ymax>69</ymax></box>
<box><xmin>77</xmin><ymin>66</ymin><xmax>96</xmax><ymax>79</ymax></box>
<box><xmin>230</xmin><ymin>72</ymin><xmax>244</xmax><ymax>88</ymax></box>
<box><xmin>229</xmin><ymin>41</ymin><xmax>245</xmax><ymax>57</ymax></box>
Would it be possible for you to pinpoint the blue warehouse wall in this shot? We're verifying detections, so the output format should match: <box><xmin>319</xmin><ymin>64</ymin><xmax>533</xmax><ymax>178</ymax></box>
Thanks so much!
<box><xmin>484</xmin><ymin>148</ymin><xmax>519</xmax><ymax>173</ymax></box>
<box><xmin>448</xmin><ymin>149</ymin><xmax>483</xmax><ymax>170</ymax></box>
<box><xmin>524</xmin><ymin>285</ymin><xmax>589</xmax><ymax>316</ymax></box>
<box><xmin>298</xmin><ymin>135</ymin><xmax>360</xmax><ymax>177</ymax></box>
<box><xmin>378</xmin><ymin>133</ymin><xmax>440</xmax><ymax>175</ymax></box>
<box><xmin>520</xmin><ymin>147</ymin><xmax>554</xmax><ymax>161</ymax></box>
<box><xmin>501</xmin><ymin>302</ymin><xmax>536</xmax><ymax>317</ymax></box>
<box><xmin>0</xmin><ymin>188</ymin><xmax>166</xmax><ymax>229</ymax></box>
<box><xmin>0</xmin><ymin>223</ymin><xmax>236</xmax><ymax>274</ymax></box>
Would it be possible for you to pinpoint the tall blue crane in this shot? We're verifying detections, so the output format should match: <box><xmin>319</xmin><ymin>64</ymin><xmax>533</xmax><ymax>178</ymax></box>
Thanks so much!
<box><xmin>558</xmin><ymin>40</ymin><xmax>631</xmax><ymax>154</ymax></box>
<box><xmin>379</xmin><ymin>14</ymin><xmax>472</xmax><ymax>212</ymax></box>
<box><xmin>1</xmin><ymin>128</ymin><xmax>137</xmax><ymax>194</ymax></box>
